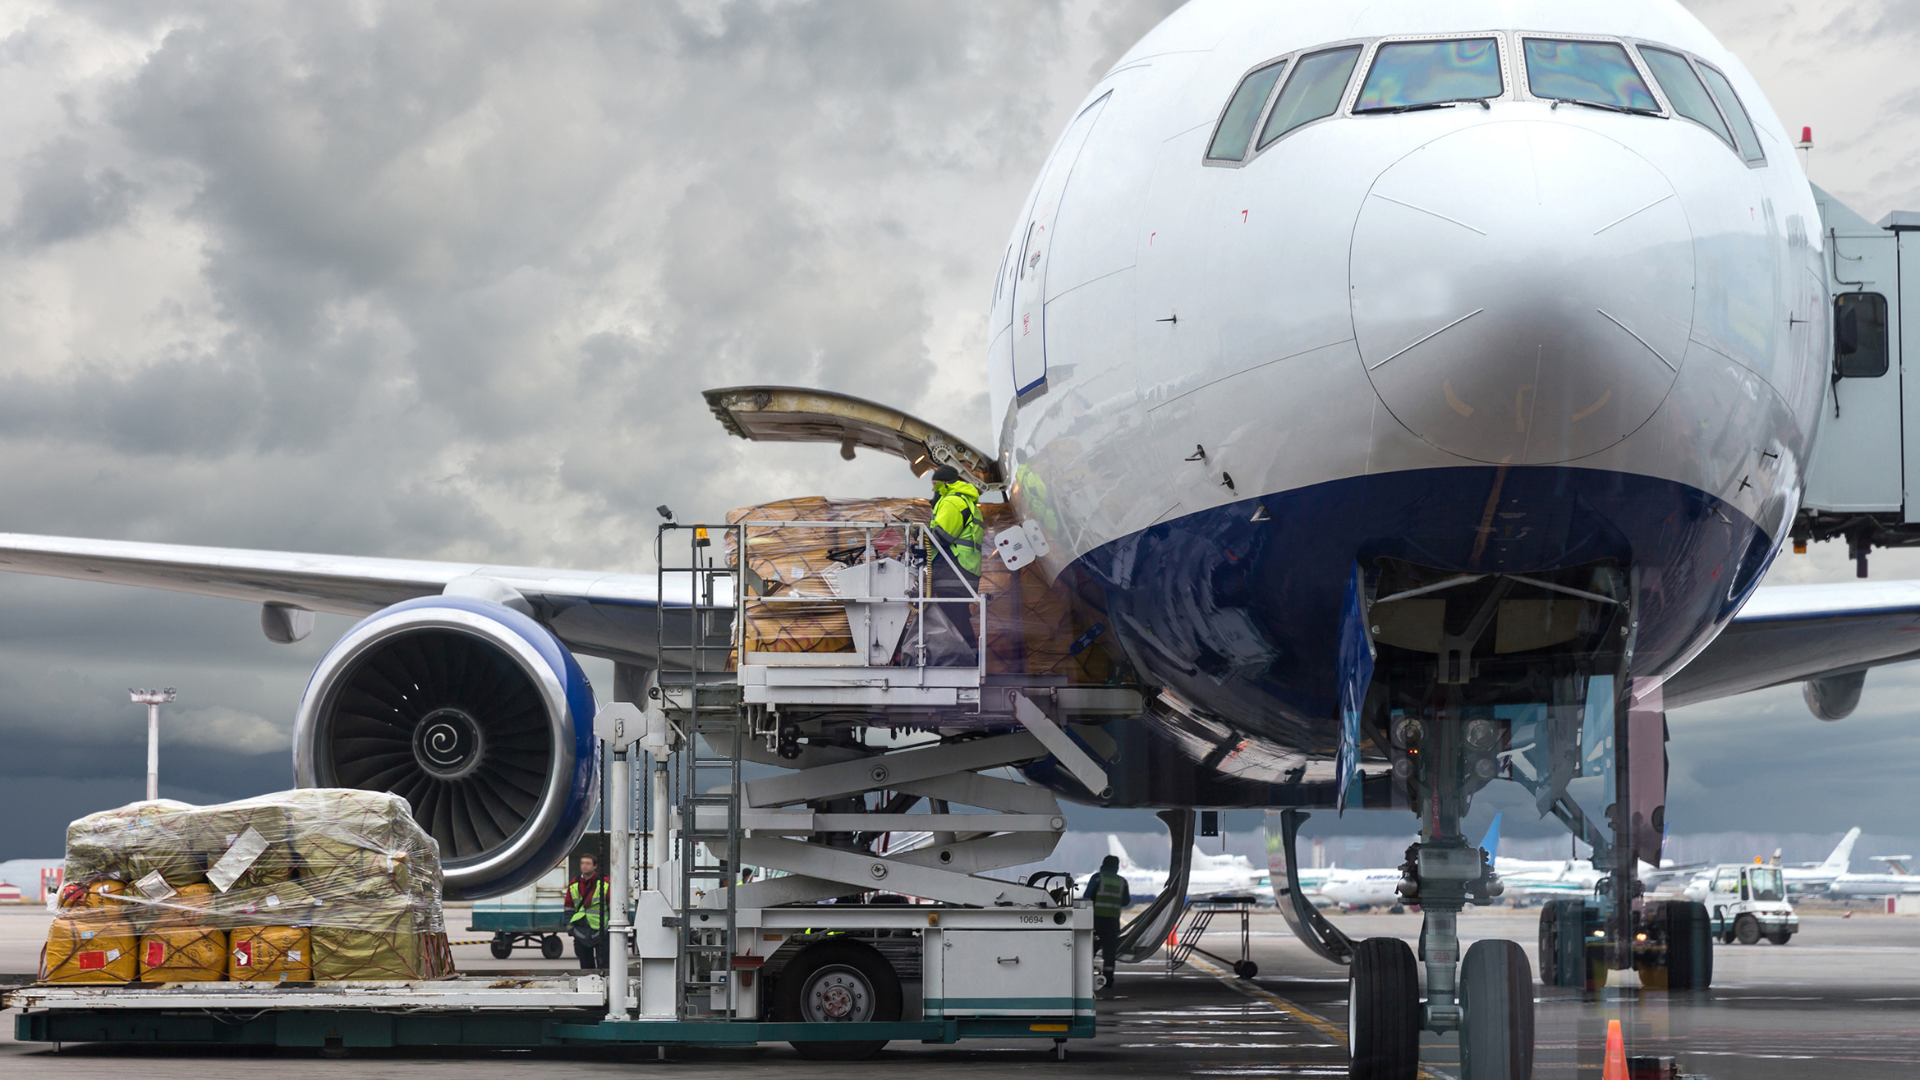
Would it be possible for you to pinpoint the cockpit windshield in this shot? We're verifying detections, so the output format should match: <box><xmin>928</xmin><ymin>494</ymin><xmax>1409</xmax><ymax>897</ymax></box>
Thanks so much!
<box><xmin>1695</xmin><ymin>62</ymin><xmax>1766</xmax><ymax>163</ymax></box>
<box><xmin>1257</xmin><ymin>46</ymin><xmax>1362</xmax><ymax>149</ymax></box>
<box><xmin>1640</xmin><ymin>46</ymin><xmax>1735</xmax><ymax>147</ymax></box>
<box><xmin>1524</xmin><ymin>39</ymin><xmax>1657</xmax><ymax>112</ymax></box>
<box><xmin>1208</xmin><ymin>61</ymin><xmax>1287</xmax><ymax>161</ymax></box>
<box><xmin>1748</xmin><ymin>867</ymin><xmax>1784</xmax><ymax>902</ymax></box>
<box><xmin>1356</xmin><ymin>38</ymin><xmax>1502</xmax><ymax>113</ymax></box>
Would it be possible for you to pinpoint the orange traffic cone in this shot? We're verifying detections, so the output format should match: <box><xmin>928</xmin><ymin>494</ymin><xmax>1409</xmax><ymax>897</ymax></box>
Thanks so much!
<box><xmin>1167</xmin><ymin>930</ymin><xmax>1178</xmax><ymax>949</ymax></box>
<box><xmin>1602</xmin><ymin>1019</ymin><xmax>1628</xmax><ymax>1080</ymax></box>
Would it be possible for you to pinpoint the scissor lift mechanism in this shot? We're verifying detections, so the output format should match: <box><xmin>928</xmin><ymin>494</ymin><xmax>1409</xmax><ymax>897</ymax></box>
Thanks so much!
<box><xmin>610</xmin><ymin>520</ymin><xmax>1135</xmax><ymax>1049</ymax></box>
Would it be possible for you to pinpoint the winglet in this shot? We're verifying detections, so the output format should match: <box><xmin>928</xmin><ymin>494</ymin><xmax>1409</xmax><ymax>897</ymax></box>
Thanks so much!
<box><xmin>1479</xmin><ymin>813</ymin><xmax>1502</xmax><ymax>861</ymax></box>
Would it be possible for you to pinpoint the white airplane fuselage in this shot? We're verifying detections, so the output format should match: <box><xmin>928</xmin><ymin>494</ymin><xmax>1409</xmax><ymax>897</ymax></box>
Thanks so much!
<box><xmin>992</xmin><ymin>0</ymin><xmax>1823</xmax><ymax>805</ymax></box>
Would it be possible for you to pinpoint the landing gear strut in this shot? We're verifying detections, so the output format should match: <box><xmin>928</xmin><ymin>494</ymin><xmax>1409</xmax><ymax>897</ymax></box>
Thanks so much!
<box><xmin>1287</xmin><ymin>563</ymin><xmax>1721</xmax><ymax>1077</ymax></box>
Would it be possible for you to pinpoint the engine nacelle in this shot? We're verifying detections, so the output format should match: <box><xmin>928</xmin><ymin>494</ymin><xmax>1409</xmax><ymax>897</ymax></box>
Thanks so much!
<box><xmin>1802</xmin><ymin>669</ymin><xmax>1868</xmax><ymax>722</ymax></box>
<box><xmin>292</xmin><ymin>596</ymin><xmax>598</xmax><ymax>899</ymax></box>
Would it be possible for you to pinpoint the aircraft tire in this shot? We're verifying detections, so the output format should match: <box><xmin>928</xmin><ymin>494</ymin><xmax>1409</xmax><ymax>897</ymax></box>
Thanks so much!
<box><xmin>1460</xmin><ymin>939</ymin><xmax>1533</xmax><ymax>1080</ymax></box>
<box><xmin>1663</xmin><ymin>900</ymin><xmax>1713</xmax><ymax>990</ymax></box>
<box><xmin>1348</xmin><ymin>936</ymin><xmax>1420</xmax><ymax>1080</ymax></box>
<box><xmin>1733</xmin><ymin>914</ymin><xmax>1761</xmax><ymax>946</ymax></box>
<box><xmin>1537</xmin><ymin>900</ymin><xmax>1586</xmax><ymax>987</ymax></box>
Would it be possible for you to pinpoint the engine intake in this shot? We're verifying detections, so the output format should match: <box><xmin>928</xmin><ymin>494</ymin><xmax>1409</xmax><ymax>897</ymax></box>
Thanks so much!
<box><xmin>293</xmin><ymin>596</ymin><xmax>598</xmax><ymax>899</ymax></box>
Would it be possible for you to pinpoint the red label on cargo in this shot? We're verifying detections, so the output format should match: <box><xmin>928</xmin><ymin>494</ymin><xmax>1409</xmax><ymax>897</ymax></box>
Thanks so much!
<box><xmin>76</xmin><ymin>951</ymin><xmax>107</xmax><ymax>970</ymax></box>
<box><xmin>233</xmin><ymin>941</ymin><xmax>252</xmax><ymax>967</ymax></box>
<box><xmin>146</xmin><ymin>941</ymin><xmax>166</xmax><ymax>967</ymax></box>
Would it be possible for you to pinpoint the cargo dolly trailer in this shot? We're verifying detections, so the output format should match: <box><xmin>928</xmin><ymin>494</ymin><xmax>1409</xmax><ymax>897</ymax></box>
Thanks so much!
<box><xmin>10</xmin><ymin>518</ymin><xmax>1127</xmax><ymax>1059</ymax></box>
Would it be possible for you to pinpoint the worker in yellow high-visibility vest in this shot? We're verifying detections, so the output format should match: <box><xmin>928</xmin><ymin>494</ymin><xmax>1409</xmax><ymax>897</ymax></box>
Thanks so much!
<box><xmin>564</xmin><ymin>854</ymin><xmax>610</xmax><ymax>970</ymax></box>
<box><xmin>1085</xmin><ymin>854</ymin><xmax>1132</xmax><ymax>988</ymax></box>
<box><xmin>927</xmin><ymin>464</ymin><xmax>984</xmax><ymax>658</ymax></box>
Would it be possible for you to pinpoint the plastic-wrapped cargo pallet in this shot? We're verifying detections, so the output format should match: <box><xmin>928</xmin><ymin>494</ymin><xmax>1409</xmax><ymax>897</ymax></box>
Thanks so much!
<box><xmin>42</xmin><ymin>789</ymin><xmax>453</xmax><ymax>984</ymax></box>
<box><xmin>726</xmin><ymin>495</ymin><xmax>1113</xmax><ymax>682</ymax></box>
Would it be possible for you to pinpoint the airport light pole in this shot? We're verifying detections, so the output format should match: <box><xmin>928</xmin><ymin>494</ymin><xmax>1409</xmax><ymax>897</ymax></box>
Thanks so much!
<box><xmin>129</xmin><ymin>688</ymin><xmax>177</xmax><ymax>802</ymax></box>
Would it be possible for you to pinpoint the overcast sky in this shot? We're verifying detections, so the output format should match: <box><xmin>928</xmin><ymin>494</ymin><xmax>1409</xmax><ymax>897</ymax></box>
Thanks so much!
<box><xmin>2</xmin><ymin>0</ymin><xmax>1917</xmax><ymax>860</ymax></box>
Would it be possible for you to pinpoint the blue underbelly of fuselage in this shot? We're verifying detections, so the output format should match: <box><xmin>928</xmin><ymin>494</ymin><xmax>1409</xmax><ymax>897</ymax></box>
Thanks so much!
<box><xmin>1033</xmin><ymin>464</ymin><xmax>1774</xmax><ymax>808</ymax></box>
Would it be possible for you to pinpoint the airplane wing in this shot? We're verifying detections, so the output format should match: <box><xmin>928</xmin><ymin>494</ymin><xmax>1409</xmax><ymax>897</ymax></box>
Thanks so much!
<box><xmin>0</xmin><ymin>532</ymin><xmax>665</xmax><ymax>665</ymax></box>
<box><xmin>1661</xmin><ymin>579</ymin><xmax>1920</xmax><ymax>711</ymax></box>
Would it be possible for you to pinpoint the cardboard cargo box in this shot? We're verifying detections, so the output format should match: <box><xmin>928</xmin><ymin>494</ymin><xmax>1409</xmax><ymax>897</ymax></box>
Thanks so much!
<box><xmin>130</xmin><ymin>881</ymin><xmax>217</xmax><ymax>930</ymax></box>
<box><xmin>66</xmin><ymin>800</ymin><xmax>204</xmax><ymax>887</ymax></box>
<box><xmin>287</xmin><ymin>789</ymin><xmax>443</xmax><ymax>901</ymax></box>
<box><xmin>727</xmin><ymin>495</ymin><xmax>1103</xmax><ymax>680</ymax></box>
<box><xmin>42</xmin><ymin>915</ymin><xmax>138</xmax><ymax>983</ymax></box>
<box><xmin>138</xmin><ymin>925</ymin><xmax>228</xmax><ymax>982</ymax></box>
<box><xmin>229</xmin><ymin>925</ymin><xmax>312</xmax><ymax>982</ymax></box>
<box><xmin>211</xmin><ymin>878</ymin><xmax>320</xmax><ymax>928</ymax></box>
<box><xmin>310</xmin><ymin>900</ymin><xmax>453</xmax><ymax>981</ymax></box>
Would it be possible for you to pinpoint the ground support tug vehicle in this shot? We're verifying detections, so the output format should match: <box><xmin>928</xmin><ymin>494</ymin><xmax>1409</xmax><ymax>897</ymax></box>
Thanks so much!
<box><xmin>8</xmin><ymin>519</ymin><xmax>1120</xmax><ymax>1059</ymax></box>
<box><xmin>1685</xmin><ymin>864</ymin><xmax>1798</xmax><ymax>945</ymax></box>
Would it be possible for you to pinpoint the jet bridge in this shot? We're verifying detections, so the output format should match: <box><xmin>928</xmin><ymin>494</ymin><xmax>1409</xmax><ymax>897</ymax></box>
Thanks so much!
<box><xmin>1796</xmin><ymin>186</ymin><xmax>1920</xmax><ymax>574</ymax></box>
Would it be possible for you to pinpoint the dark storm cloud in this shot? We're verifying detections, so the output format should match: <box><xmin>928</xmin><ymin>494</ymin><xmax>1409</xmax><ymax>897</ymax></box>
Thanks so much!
<box><xmin>0</xmin><ymin>0</ymin><xmax>1185</xmax><ymax>856</ymax></box>
<box><xmin>3</xmin><ymin>136</ymin><xmax>136</xmax><ymax>247</ymax></box>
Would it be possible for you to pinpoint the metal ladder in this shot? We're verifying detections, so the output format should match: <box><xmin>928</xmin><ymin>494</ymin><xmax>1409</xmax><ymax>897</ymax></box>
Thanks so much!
<box><xmin>656</xmin><ymin>523</ymin><xmax>744</xmax><ymax>1019</ymax></box>
<box><xmin>1166</xmin><ymin>896</ymin><xmax>1257</xmax><ymax>978</ymax></box>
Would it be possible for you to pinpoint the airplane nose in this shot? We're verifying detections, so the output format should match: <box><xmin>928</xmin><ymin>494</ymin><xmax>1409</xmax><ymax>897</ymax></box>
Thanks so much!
<box><xmin>1350</xmin><ymin>121</ymin><xmax>1692</xmax><ymax>465</ymax></box>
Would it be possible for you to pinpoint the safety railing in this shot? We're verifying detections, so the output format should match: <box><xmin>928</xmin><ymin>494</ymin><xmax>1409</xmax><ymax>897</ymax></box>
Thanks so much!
<box><xmin>729</xmin><ymin>517</ymin><xmax>987</xmax><ymax>686</ymax></box>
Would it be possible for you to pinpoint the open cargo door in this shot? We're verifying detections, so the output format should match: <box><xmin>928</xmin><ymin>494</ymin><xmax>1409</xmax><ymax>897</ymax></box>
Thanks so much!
<box><xmin>703</xmin><ymin>386</ymin><xmax>1001</xmax><ymax>488</ymax></box>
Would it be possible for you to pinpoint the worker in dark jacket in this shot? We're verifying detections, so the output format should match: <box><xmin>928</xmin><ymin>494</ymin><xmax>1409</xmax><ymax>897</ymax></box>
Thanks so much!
<box><xmin>1085</xmin><ymin>854</ymin><xmax>1132</xmax><ymax>988</ymax></box>
<box><xmin>564</xmin><ymin>854</ymin><xmax>610</xmax><ymax>969</ymax></box>
<box><xmin>927</xmin><ymin>465</ymin><xmax>985</xmax><ymax>654</ymax></box>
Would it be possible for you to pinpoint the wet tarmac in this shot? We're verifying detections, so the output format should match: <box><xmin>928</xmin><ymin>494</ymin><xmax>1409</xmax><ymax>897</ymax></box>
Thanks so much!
<box><xmin>3</xmin><ymin>906</ymin><xmax>1918</xmax><ymax>1078</ymax></box>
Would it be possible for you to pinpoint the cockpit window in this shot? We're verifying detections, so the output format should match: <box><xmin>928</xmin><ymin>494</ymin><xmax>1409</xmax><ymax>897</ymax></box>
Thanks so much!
<box><xmin>1356</xmin><ymin>38</ymin><xmax>1503</xmax><ymax>113</ymax></box>
<box><xmin>1695</xmin><ymin>63</ymin><xmax>1766</xmax><ymax>163</ymax></box>
<box><xmin>1257</xmin><ymin>46</ymin><xmax>1362</xmax><ymax>148</ymax></box>
<box><xmin>1208</xmin><ymin>61</ymin><xmax>1287</xmax><ymax>161</ymax></box>
<box><xmin>1523</xmin><ymin>39</ymin><xmax>1657</xmax><ymax>112</ymax></box>
<box><xmin>1640</xmin><ymin>47</ymin><xmax>1735</xmax><ymax>148</ymax></box>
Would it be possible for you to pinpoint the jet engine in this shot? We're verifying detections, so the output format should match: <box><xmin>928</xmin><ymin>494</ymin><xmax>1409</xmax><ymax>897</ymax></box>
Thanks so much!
<box><xmin>1802</xmin><ymin>670</ymin><xmax>1868</xmax><ymax>722</ymax></box>
<box><xmin>292</xmin><ymin>595</ymin><xmax>598</xmax><ymax>899</ymax></box>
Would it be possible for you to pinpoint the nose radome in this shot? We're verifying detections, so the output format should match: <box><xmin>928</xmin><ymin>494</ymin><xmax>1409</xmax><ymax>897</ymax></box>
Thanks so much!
<box><xmin>1350</xmin><ymin>121</ymin><xmax>1693</xmax><ymax>465</ymax></box>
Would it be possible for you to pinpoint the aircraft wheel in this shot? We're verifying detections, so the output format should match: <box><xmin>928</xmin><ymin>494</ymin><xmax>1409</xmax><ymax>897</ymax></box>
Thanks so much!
<box><xmin>1460</xmin><ymin>939</ymin><xmax>1533</xmax><ymax>1080</ymax></box>
<box><xmin>1348</xmin><ymin>937</ymin><xmax>1420</xmax><ymax>1080</ymax></box>
<box><xmin>1733</xmin><ymin>914</ymin><xmax>1760</xmax><ymax>945</ymax></box>
<box><xmin>1663</xmin><ymin>901</ymin><xmax>1713</xmax><ymax>991</ymax></box>
<box><xmin>489</xmin><ymin>934</ymin><xmax>513</xmax><ymax>960</ymax></box>
<box><xmin>774</xmin><ymin>940</ymin><xmax>901</xmax><ymax>1060</ymax></box>
<box><xmin>1234</xmin><ymin>959</ymin><xmax>1259</xmax><ymax>979</ymax></box>
<box><xmin>1538</xmin><ymin>900</ymin><xmax>1590</xmax><ymax>988</ymax></box>
<box><xmin>541</xmin><ymin>934</ymin><xmax>565</xmax><ymax>959</ymax></box>
<box><xmin>1767</xmin><ymin>930</ymin><xmax>1792</xmax><ymax>946</ymax></box>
